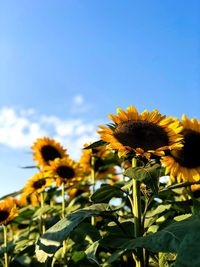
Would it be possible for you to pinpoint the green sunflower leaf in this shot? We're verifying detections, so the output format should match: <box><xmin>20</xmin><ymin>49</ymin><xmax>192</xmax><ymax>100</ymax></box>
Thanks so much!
<box><xmin>36</xmin><ymin>203</ymin><xmax>118</xmax><ymax>263</ymax></box>
<box><xmin>0</xmin><ymin>189</ymin><xmax>23</xmax><ymax>200</ymax></box>
<box><xmin>103</xmin><ymin>249</ymin><xmax>126</xmax><ymax>266</ymax></box>
<box><xmin>104</xmin><ymin>215</ymin><xmax>200</xmax><ymax>265</ymax></box>
<box><xmin>20</xmin><ymin>165</ymin><xmax>38</xmax><ymax>169</ymax></box>
<box><xmin>33</xmin><ymin>205</ymin><xmax>56</xmax><ymax>218</ymax></box>
<box><xmin>159</xmin><ymin>252</ymin><xmax>176</xmax><ymax>267</ymax></box>
<box><xmin>90</xmin><ymin>185</ymin><xmax>125</xmax><ymax>203</ymax></box>
<box><xmin>124</xmin><ymin>167</ymin><xmax>144</xmax><ymax>181</ymax></box>
<box><xmin>145</xmin><ymin>204</ymin><xmax>172</xmax><ymax>218</ymax></box>
<box><xmin>175</xmin><ymin>230</ymin><xmax>200</xmax><ymax>267</ymax></box>
<box><xmin>85</xmin><ymin>241</ymin><xmax>100</xmax><ymax>266</ymax></box>
<box><xmin>124</xmin><ymin>164</ymin><xmax>160</xmax><ymax>181</ymax></box>
<box><xmin>83</xmin><ymin>140</ymin><xmax>107</xmax><ymax>149</ymax></box>
<box><xmin>124</xmin><ymin>164</ymin><xmax>161</xmax><ymax>194</ymax></box>
<box><xmin>71</xmin><ymin>251</ymin><xmax>86</xmax><ymax>263</ymax></box>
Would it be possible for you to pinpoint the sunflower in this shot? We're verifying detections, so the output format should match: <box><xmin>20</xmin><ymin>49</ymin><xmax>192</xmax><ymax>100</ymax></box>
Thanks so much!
<box><xmin>15</xmin><ymin>193</ymin><xmax>39</xmax><ymax>207</ymax></box>
<box><xmin>95</xmin><ymin>163</ymin><xmax>118</xmax><ymax>181</ymax></box>
<box><xmin>98</xmin><ymin>106</ymin><xmax>183</xmax><ymax>158</ymax></box>
<box><xmin>79</xmin><ymin>143</ymin><xmax>112</xmax><ymax>175</ymax></box>
<box><xmin>191</xmin><ymin>184</ymin><xmax>200</xmax><ymax>193</ymax></box>
<box><xmin>67</xmin><ymin>186</ymin><xmax>89</xmax><ymax>199</ymax></box>
<box><xmin>32</xmin><ymin>137</ymin><xmax>68</xmax><ymax>167</ymax></box>
<box><xmin>78</xmin><ymin>146</ymin><xmax>91</xmax><ymax>176</ymax></box>
<box><xmin>79</xmin><ymin>144</ymin><xmax>119</xmax><ymax>181</ymax></box>
<box><xmin>24</xmin><ymin>171</ymin><xmax>54</xmax><ymax>195</ymax></box>
<box><xmin>0</xmin><ymin>198</ymin><xmax>18</xmax><ymax>225</ymax></box>
<box><xmin>44</xmin><ymin>157</ymin><xmax>81</xmax><ymax>187</ymax></box>
<box><xmin>162</xmin><ymin>115</ymin><xmax>200</xmax><ymax>183</ymax></box>
<box><xmin>108</xmin><ymin>174</ymin><xmax>121</xmax><ymax>185</ymax></box>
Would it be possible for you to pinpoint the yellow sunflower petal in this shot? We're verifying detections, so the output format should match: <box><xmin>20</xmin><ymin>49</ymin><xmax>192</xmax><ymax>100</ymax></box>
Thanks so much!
<box><xmin>98</xmin><ymin>106</ymin><xmax>184</xmax><ymax>160</ymax></box>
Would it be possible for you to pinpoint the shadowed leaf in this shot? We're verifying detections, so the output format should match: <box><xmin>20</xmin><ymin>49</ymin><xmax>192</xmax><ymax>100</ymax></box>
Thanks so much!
<box><xmin>90</xmin><ymin>185</ymin><xmax>124</xmax><ymax>203</ymax></box>
<box><xmin>104</xmin><ymin>215</ymin><xmax>200</xmax><ymax>265</ymax></box>
<box><xmin>36</xmin><ymin>203</ymin><xmax>118</xmax><ymax>262</ymax></box>
<box><xmin>85</xmin><ymin>241</ymin><xmax>100</xmax><ymax>266</ymax></box>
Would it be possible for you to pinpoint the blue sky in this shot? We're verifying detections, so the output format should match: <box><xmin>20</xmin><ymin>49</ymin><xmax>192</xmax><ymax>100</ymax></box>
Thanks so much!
<box><xmin>0</xmin><ymin>0</ymin><xmax>199</xmax><ymax>197</ymax></box>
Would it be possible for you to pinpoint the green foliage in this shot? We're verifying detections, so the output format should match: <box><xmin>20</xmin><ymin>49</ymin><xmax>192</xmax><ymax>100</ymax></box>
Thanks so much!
<box><xmin>124</xmin><ymin>163</ymin><xmax>161</xmax><ymax>194</ymax></box>
<box><xmin>85</xmin><ymin>241</ymin><xmax>100</xmax><ymax>266</ymax></box>
<box><xmin>36</xmin><ymin>204</ymin><xmax>118</xmax><ymax>263</ymax></box>
<box><xmin>0</xmin><ymin>189</ymin><xmax>23</xmax><ymax>201</ymax></box>
<box><xmin>159</xmin><ymin>252</ymin><xmax>176</xmax><ymax>267</ymax></box>
<box><xmin>175</xmin><ymin>230</ymin><xmax>200</xmax><ymax>267</ymax></box>
<box><xmin>1</xmin><ymin>140</ymin><xmax>200</xmax><ymax>267</ymax></box>
<box><xmin>83</xmin><ymin>140</ymin><xmax>107</xmax><ymax>149</ymax></box>
<box><xmin>90</xmin><ymin>184</ymin><xmax>125</xmax><ymax>203</ymax></box>
<box><xmin>104</xmin><ymin>215</ymin><xmax>200</xmax><ymax>266</ymax></box>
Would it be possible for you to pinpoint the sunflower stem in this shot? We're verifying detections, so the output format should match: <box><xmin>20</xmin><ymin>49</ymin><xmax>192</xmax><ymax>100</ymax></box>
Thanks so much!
<box><xmin>61</xmin><ymin>182</ymin><xmax>67</xmax><ymax>259</ymax></box>
<box><xmin>40</xmin><ymin>192</ymin><xmax>45</xmax><ymax>234</ymax></box>
<box><xmin>3</xmin><ymin>224</ymin><xmax>9</xmax><ymax>267</ymax></box>
<box><xmin>61</xmin><ymin>182</ymin><xmax>66</xmax><ymax>219</ymax></box>
<box><xmin>132</xmin><ymin>158</ymin><xmax>144</xmax><ymax>267</ymax></box>
<box><xmin>91</xmin><ymin>156</ymin><xmax>95</xmax><ymax>226</ymax></box>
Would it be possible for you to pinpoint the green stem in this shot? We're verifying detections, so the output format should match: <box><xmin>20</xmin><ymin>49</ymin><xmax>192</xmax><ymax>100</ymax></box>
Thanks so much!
<box><xmin>3</xmin><ymin>224</ymin><xmax>9</xmax><ymax>267</ymax></box>
<box><xmin>40</xmin><ymin>192</ymin><xmax>45</xmax><ymax>234</ymax></box>
<box><xmin>51</xmin><ymin>257</ymin><xmax>56</xmax><ymax>267</ymax></box>
<box><xmin>91</xmin><ymin>156</ymin><xmax>95</xmax><ymax>226</ymax></box>
<box><xmin>61</xmin><ymin>182</ymin><xmax>67</xmax><ymax>260</ymax></box>
<box><xmin>91</xmin><ymin>156</ymin><xmax>95</xmax><ymax>193</ymax></box>
<box><xmin>132</xmin><ymin>158</ymin><xmax>144</xmax><ymax>267</ymax></box>
<box><xmin>61</xmin><ymin>182</ymin><xmax>65</xmax><ymax>219</ymax></box>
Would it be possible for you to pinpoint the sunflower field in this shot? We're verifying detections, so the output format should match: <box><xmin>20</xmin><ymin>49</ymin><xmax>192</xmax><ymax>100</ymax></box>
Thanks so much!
<box><xmin>0</xmin><ymin>105</ymin><xmax>200</xmax><ymax>267</ymax></box>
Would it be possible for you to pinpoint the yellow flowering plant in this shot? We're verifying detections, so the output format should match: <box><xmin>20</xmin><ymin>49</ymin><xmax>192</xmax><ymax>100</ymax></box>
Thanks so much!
<box><xmin>0</xmin><ymin>106</ymin><xmax>200</xmax><ymax>267</ymax></box>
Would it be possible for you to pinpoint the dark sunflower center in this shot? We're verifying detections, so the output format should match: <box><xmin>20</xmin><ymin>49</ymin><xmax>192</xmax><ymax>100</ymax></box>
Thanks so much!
<box><xmin>33</xmin><ymin>179</ymin><xmax>46</xmax><ymax>189</ymax></box>
<box><xmin>171</xmin><ymin>129</ymin><xmax>200</xmax><ymax>168</ymax></box>
<box><xmin>193</xmin><ymin>190</ymin><xmax>200</xmax><ymax>199</ymax></box>
<box><xmin>0</xmin><ymin>210</ymin><xmax>9</xmax><ymax>222</ymax></box>
<box><xmin>56</xmin><ymin>166</ymin><xmax>75</xmax><ymax>179</ymax></box>
<box><xmin>113</xmin><ymin>120</ymin><xmax>169</xmax><ymax>151</ymax></box>
<box><xmin>92</xmin><ymin>148</ymin><xmax>99</xmax><ymax>154</ymax></box>
<box><xmin>41</xmin><ymin>145</ymin><xmax>62</xmax><ymax>162</ymax></box>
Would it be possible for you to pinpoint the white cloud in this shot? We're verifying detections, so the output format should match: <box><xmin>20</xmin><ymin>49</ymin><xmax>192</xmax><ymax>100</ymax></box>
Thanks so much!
<box><xmin>0</xmin><ymin>106</ymin><xmax>99</xmax><ymax>159</ymax></box>
<box><xmin>0</xmin><ymin>107</ymin><xmax>47</xmax><ymax>149</ymax></box>
<box><xmin>73</xmin><ymin>95</ymin><xmax>84</xmax><ymax>105</ymax></box>
<box><xmin>70</xmin><ymin>94</ymin><xmax>91</xmax><ymax>114</ymax></box>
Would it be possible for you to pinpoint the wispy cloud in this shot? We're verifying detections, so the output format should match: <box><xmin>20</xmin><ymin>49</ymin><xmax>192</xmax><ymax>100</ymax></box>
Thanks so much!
<box><xmin>70</xmin><ymin>94</ymin><xmax>91</xmax><ymax>114</ymax></box>
<box><xmin>0</xmin><ymin>106</ymin><xmax>99</xmax><ymax>159</ymax></box>
<box><xmin>0</xmin><ymin>107</ymin><xmax>47</xmax><ymax>149</ymax></box>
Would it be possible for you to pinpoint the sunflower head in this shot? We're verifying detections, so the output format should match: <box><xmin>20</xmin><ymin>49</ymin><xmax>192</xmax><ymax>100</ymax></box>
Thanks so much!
<box><xmin>32</xmin><ymin>137</ymin><xmax>68</xmax><ymax>167</ymax></box>
<box><xmin>44</xmin><ymin>157</ymin><xmax>81</xmax><ymax>187</ymax></box>
<box><xmin>80</xmin><ymin>144</ymin><xmax>111</xmax><ymax>171</ymax></box>
<box><xmin>190</xmin><ymin>183</ymin><xmax>200</xmax><ymax>199</ymax></box>
<box><xmin>79</xmin><ymin>143</ymin><xmax>119</xmax><ymax>182</ymax></box>
<box><xmin>95</xmin><ymin>163</ymin><xmax>118</xmax><ymax>181</ymax></box>
<box><xmin>15</xmin><ymin>193</ymin><xmax>39</xmax><ymax>207</ymax></box>
<box><xmin>0</xmin><ymin>198</ymin><xmax>18</xmax><ymax>225</ymax></box>
<box><xmin>162</xmin><ymin>115</ymin><xmax>200</xmax><ymax>183</ymax></box>
<box><xmin>98</xmin><ymin>105</ymin><xmax>183</xmax><ymax>159</ymax></box>
<box><xmin>15</xmin><ymin>193</ymin><xmax>28</xmax><ymax>207</ymax></box>
<box><xmin>24</xmin><ymin>171</ymin><xmax>54</xmax><ymax>195</ymax></box>
<box><xmin>67</xmin><ymin>186</ymin><xmax>89</xmax><ymax>199</ymax></box>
